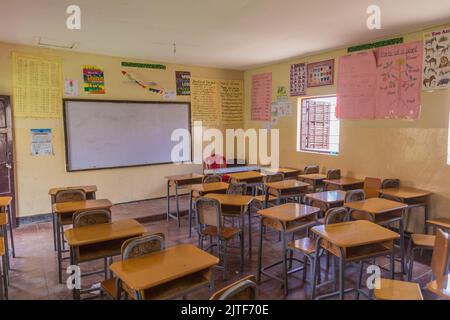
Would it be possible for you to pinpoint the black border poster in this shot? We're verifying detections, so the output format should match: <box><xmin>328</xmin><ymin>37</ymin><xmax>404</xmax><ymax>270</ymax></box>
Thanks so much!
<box><xmin>290</xmin><ymin>63</ymin><xmax>306</xmax><ymax>96</ymax></box>
<box><xmin>176</xmin><ymin>71</ymin><xmax>191</xmax><ymax>95</ymax></box>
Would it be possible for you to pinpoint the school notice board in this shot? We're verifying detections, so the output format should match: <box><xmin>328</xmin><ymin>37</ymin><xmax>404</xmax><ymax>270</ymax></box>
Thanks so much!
<box><xmin>251</xmin><ymin>73</ymin><xmax>272</xmax><ymax>121</ymax></box>
<box><xmin>12</xmin><ymin>52</ymin><xmax>62</xmax><ymax>118</ymax></box>
<box><xmin>190</xmin><ymin>78</ymin><xmax>243</xmax><ymax>127</ymax></box>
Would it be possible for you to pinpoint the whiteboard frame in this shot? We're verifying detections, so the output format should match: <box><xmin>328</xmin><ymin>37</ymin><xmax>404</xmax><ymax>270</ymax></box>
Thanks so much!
<box><xmin>63</xmin><ymin>99</ymin><xmax>192</xmax><ymax>172</ymax></box>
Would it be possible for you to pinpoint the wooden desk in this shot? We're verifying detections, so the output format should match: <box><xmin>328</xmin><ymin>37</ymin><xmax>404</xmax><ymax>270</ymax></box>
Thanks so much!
<box><xmin>265</xmin><ymin>180</ymin><xmax>309</xmax><ymax>205</ymax></box>
<box><xmin>323</xmin><ymin>177</ymin><xmax>364</xmax><ymax>191</ymax></box>
<box><xmin>228</xmin><ymin>171</ymin><xmax>264</xmax><ymax>183</ymax></box>
<box><xmin>165</xmin><ymin>173</ymin><xmax>203</xmax><ymax>227</ymax></box>
<box><xmin>305</xmin><ymin>190</ymin><xmax>346</xmax><ymax>208</ymax></box>
<box><xmin>205</xmin><ymin>193</ymin><xmax>254</xmax><ymax>259</ymax></box>
<box><xmin>65</xmin><ymin>219</ymin><xmax>145</xmax><ymax>300</ymax></box>
<box><xmin>261</xmin><ymin>167</ymin><xmax>302</xmax><ymax>179</ymax></box>
<box><xmin>298</xmin><ymin>174</ymin><xmax>327</xmax><ymax>192</ymax></box>
<box><xmin>53</xmin><ymin>199</ymin><xmax>113</xmax><ymax>284</ymax></box>
<box><xmin>257</xmin><ymin>203</ymin><xmax>320</xmax><ymax>295</ymax></box>
<box><xmin>345</xmin><ymin>198</ymin><xmax>408</xmax><ymax>273</ymax></box>
<box><xmin>427</xmin><ymin>274</ymin><xmax>450</xmax><ymax>300</ymax></box>
<box><xmin>378</xmin><ymin>187</ymin><xmax>431</xmax><ymax>234</ymax></box>
<box><xmin>110</xmin><ymin>244</ymin><xmax>219</xmax><ymax>299</ymax></box>
<box><xmin>204</xmin><ymin>165</ymin><xmax>260</xmax><ymax>175</ymax></box>
<box><xmin>311</xmin><ymin>220</ymin><xmax>399</xmax><ymax>300</ymax></box>
<box><xmin>0</xmin><ymin>196</ymin><xmax>14</xmax><ymax>269</ymax></box>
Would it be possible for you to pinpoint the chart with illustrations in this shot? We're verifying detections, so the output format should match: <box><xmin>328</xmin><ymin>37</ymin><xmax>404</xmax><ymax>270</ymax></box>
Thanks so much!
<box><xmin>423</xmin><ymin>26</ymin><xmax>450</xmax><ymax>90</ymax></box>
<box><xmin>307</xmin><ymin>59</ymin><xmax>334</xmax><ymax>87</ymax></box>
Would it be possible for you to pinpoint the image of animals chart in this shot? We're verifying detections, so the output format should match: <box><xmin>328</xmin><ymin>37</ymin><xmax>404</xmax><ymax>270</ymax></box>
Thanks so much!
<box><xmin>423</xmin><ymin>26</ymin><xmax>450</xmax><ymax>90</ymax></box>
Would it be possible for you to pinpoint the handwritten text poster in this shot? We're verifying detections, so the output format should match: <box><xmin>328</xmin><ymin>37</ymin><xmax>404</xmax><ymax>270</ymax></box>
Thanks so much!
<box><xmin>336</xmin><ymin>51</ymin><xmax>377</xmax><ymax>119</ymax></box>
<box><xmin>375</xmin><ymin>41</ymin><xmax>423</xmax><ymax>119</ymax></box>
<box><xmin>251</xmin><ymin>73</ymin><xmax>272</xmax><ymax>121</ymax></box>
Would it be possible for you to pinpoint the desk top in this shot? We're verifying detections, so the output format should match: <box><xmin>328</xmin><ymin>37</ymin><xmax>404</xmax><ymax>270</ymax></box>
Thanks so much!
<box><xmin>204</xmin><ymin>193</ymin><xmax>254</xmax><ymax>207</ymax></box>
<box><xmin>164</xmin><ymin>173</ymin><xmax>203</xmax><ymax>182</ymax></box>
<box><xmin>53</xmin><ymin>199</ymin><xmax>113</xmax><ymax>214</ymax></box>
<box><xmin>298</xmin><ymin>173</ymin><xmax>327</xmax><ymax>181</ymax></box>
<box><xmin>377</xmin><ymin>187</ymin><xmax>431</xmax><ymax>199</ymax></box>
<box><xmin>427</xmin><ymin>275</ymin><xmax>450</xmax><ymax>300</ymax></box>
<box><xmin>345</xmin><ymin>198</ymin><xmax>407</xmax><ymax>214</ymax></box>
<box><xmin>306</xmin><ymin>190</ymin><xmax>347</xmax><ymax>204</ymax></box>
<box><xmin>228</xmin><ymin>171</ymin><xmax>264</xmax><ymax>181</ymax></box>
<box><xmin>261</xmin><ymin>167</ymin><xmax>301</xmax><ymax>175</ymax></box>
<box><xmin>204</xmin><ymin>165</ymin><xmax>260</xmax><ymax>175</ymax></box>
<box><xmin>311</xmin><ymin>220</ymin><xmax>399</xmax><ymax>248</ymax></box>
<box><xmin>190</xmin><ymin>182</ymin><xmax>229</xmax><ymax>193</ymax></box>
<box><xmin>323</xmin><ymin>177</ymin><xmax>364</xmax><ymax>186</ymax></box>
<box><xmin>0</xmin><ymin>196</ymin><xmax>12</xmax><ymax>207</ymax></box>
<box><xmin>65</xmin><ymin>219</ymin><xmax>145</xmax><ymax>246</ymax></box>
<box><xmin>48</xmin><ymin>185</ymin><xmax>97</xmax><ymax>196</ymax></box>
<box><xmin>265</xmin><ymin>180</ymin><xmax>310</xmax><ymax>190</ymax></box>
<box><xmin>110</xmin><ymin>244</ymin><xmax>219</xmax><ymax>291</ymax></box>
<box><xmin>258</xmin><ymin>203</ymin><xmax>320</xmax><ymax>222</ymax></box>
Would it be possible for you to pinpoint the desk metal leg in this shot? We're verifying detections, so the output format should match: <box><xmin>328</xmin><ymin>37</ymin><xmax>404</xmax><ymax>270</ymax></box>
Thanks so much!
<box><xmin>282</xmin><ymin>231</ymin><xmax>288</xmax><ymax>296</ymax></box>
<box><xmin>424</xmin><ymin>203</ymin><xmax>429</xmax><ymax>235</ymax></box>
<box><xmin>189</xmin><ymin>191</ymin><xmax>193</xmax><ymax>238</ymax></box>
<box><xmin>175</xmin><ymin>185</ymin><xmax>180</xmax><ymax>228</ymax></box>
<box><xmin>257</xmin><ymin>220</ymin><xmax>263</xmax><ymax>284</ymax></box>
<box><xmin>241</xmin><ymin>210</ymin><xmax>245</xmax><ymax>269</ymax></box>
<box><xmin>311</xmin><ymin>237</ymin><xmax>321</xmax><ymax>299</ymax></box>
<box><xmin>2</xmin><ymin>225</ymin><xmax>9</xmax><ymax>272</ymax></box>
<box><xmin>56</xmin><ymin>219</ymin><xmax>63</xmax><ymax>284</ymax></box>
<box><xmin>399</xmin><ymin>216</ymin><xmax>405</xmax><ymax>274</ymax></box>
<box><xmin>338</xmin><ymin>248</ymin><xmax>345</xmax><ymax>300</ymax></box>
<box><xmin>247</xmin><ymin>204</ymin><xmax>252</xmax><ymax>259</ymax></box>
<box><xmin>166</xmin><ymin>180</ymin><xmax>170</xmax><ymax>221</ymax></box>
<box><xmin>390</xmin><ymin>250</ymin><xmax>395</xmax><ymax>279</ymax></box>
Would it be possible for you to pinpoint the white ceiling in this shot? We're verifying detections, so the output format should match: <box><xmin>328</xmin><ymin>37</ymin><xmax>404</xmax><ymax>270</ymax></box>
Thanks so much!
<box><xmin>1</xmin><ymin>0</ymin><xmax>450</xmax><ymax>70</ymax></box>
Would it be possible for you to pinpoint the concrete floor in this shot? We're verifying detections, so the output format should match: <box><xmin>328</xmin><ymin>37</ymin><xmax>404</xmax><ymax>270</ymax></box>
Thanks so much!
<box><xmin>4</xmin><ymin>196</ymin><xmax>438</xmax><ymax>300</ymax></box>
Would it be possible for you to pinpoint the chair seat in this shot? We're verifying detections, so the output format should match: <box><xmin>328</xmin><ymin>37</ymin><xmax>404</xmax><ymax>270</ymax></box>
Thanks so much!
<box><xmin>0</xmin><ymin>238</ymin><xmax>4</xmax><ymax>256</ymax></box>
<box><xmin>374</xmin><ymin>278</ymin><xmax>423</xmax><ymax>300</ymax></box>
<box><xmin>101</xmin><ymin>277</ymin><xmax>117</xmax><ymax>299</ymax></box>
<box><xmin>411</xmin><ymin>234</ymin><xmax>435</xmax><ymax>248</ymax></box>
<box><xmin>427</xmin><ymin>218</ymin><xmax>450</xmax><ymax>230</ymax></box>
<box><xmin>427</xmin><ymin>278</ymin><xmax>450</xmax><ymax>300</ymax></box>
<box><xmin>288</xmin><ymin>237</ymin><xmax>316</xmax><ymax>254</ymax></box>
<box><xmin>202</xmin><ymin>226</ymin><xmax>241</xmax><ymax>240</ymax></box>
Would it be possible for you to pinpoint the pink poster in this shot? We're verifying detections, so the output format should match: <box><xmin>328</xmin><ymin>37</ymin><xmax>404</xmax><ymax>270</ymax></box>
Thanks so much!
<box><xmin>375</xmin><ymin>41</ymin><xmax>423</xmax><ymax>119</ymax></box>
<box><xmin>336</xmin><ymin>51</ymin><xmax>377</xmax><ymax>119</ymax></box>
<box><xmin>251</xmin><ymin>73</ymin><xmax>272</xmax><ymax>121</ymax></box>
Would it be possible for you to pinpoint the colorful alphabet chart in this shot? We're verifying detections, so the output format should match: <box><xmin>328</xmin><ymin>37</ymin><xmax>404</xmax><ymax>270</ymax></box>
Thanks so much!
<box><xmin>290</xmin><ymin>63</ymin><xmax>306</xmax><ymax>96</ymax></box>
<box><xmin>307</xmin><ymin>59</ymin><xmax>334</xmax><ymax>87</ymax></box>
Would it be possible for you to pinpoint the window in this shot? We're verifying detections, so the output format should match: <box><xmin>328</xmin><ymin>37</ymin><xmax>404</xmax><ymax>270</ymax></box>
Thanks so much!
<box><xmin>297</xmin><ymin>95</ymin><xmax>340</xmax><ymax>155</ymax></box>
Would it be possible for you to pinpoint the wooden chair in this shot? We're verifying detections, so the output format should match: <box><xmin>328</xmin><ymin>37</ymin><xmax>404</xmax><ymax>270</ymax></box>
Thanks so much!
<box><xmin>101</xmin><ymin>233</ymin><xmax>165</xmax><ymax>300</ymax></box>
<box><xmin>203</xmin><ymin>175</ymin><xmax>222</xmax><ymax>184</ymax></box>
<box><xmin>209</xmin><ymin>275</ymin><xmax>257</xmax><ymax>300</ymax></box>
<box><xmin>226</xmin><ymin>183</ymin><xmax>246</xmax><ymax>195</ymax></box>
<box><xmin>195</xmin><ymin>197</ymin><xmax>243</xmax><ymax>280</ymax></box>
<box><xmin>223</xmin><ymin>183</ymin><xmax>247</xmax><ymax>227</ymax></box>
<box><xmin>0</xmin><ymin>237</ymin><xmax>7</xmax><ymax>300</ymax></box>
<box><xmin>407</xmin><ymin>233</ymin><xmax>436</xmax><ymax>281</ymax></box>
<box><xmin>374</xmin><ymin>229</ymin><xmax>450</xmax><ymax>300</ymax></box>
<box><xmin>326</xmin><ymin>169</ymin><xmax>341</xmax><ymax>180</ymax></box>
<box><xmin>381</xmin><ymin>179</ymin><xmax>400</xmax><ymax>189</ymax></box>
<box><xmin>363</xmin><ymin>177</ymin><xmax>381</xmax><ymax>199</ymax></box>
<box><xmin>345</xmin><ymin>189</ymin><xmax>365</xmax><ymax>203</ymax></box>
<box><xmin>288</xmin><ymin>207</ymin><xmax>349</xmax><ymax>296</ymax></box>
<box><xmin>303</xmin><ymin>165</ymin><xmax>319</xmax><ymax>174</ymax></box>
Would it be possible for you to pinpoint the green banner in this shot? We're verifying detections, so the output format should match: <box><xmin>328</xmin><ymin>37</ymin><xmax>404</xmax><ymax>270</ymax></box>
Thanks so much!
<box><xmin>347</xmin><ymin>37</ymin><xmax>403</xmax><ymax>53</ymax></box>
<box><xmin>121</xmin><ymin>61</ymin><xmax>166</xmax><ymax>70</ymax></box>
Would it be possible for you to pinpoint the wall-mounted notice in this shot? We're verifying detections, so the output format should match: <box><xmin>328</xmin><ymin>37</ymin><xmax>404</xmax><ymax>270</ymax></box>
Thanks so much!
<box><xmin>163</xmin><ymin>89</ymin><xmax>176</xmax><ymax>101</ymax></box>
<box><xmin>12</xmin><ymin>52</ymin><xmax>62</xmax><ymax>118</ymax></box>
<box><xmin>176</xmin><ymin>71</ymin><xmax>191</xmax><ymax>95</ymax></box>
<box><xmin>251</xmin><ymin>73</ymin><xmax>272</xmax><ymax>121</ymax></box>
<box><xmin>190</xmin><ymin>78</ymin><xmax>243</xmax><ymax>127</ymax></box>
<box><xmin>64</xmin><ymin>79</ymin><xmax>78</xmax><ymax>97</ymax></box>
<box><xmin>376</xmin><ymin>41</ymin><xmax>423</xmax><ymax>119</ymax></box>
<box><xmin>290</xmin><ymin>63</ymin><xmax>306</xmax><ymax>96</ymax></box>
<box><xmin>83</xmin><ymin>66</ymin><xmax>105</xmax><ymax>94</ymax></box>
<box><xmin>30</xmin><ymin>129</ymin><xmax>52</xmax><ymax>156</ymax></box>
<box><xmin>423</xmin><ymin>26</ymin><xmax>450</xmax><ymax>90</ymax></box>
<box><xmin>307</xmin><ymin>59</ymin><xmax>334</xmax><ymax>87</ymax></box>
<box><xmin>336</xmin><ymin>51</ymin><xmax>377</xmax><ymax>119</ymax></box>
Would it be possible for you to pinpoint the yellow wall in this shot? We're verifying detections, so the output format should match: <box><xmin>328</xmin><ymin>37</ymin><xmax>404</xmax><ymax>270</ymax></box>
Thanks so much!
<box><xmin>244</xmin><ymin>24</ymin><xmax>450</xmax><ymax>232</ymax></box>
<box><xmin>0</xmin><ymin>42</ymin><xmax>243</xmax><ymax>217</ymax></box>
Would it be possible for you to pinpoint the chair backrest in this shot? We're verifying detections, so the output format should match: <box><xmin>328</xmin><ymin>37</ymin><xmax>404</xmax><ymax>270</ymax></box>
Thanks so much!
<box><xmin>345</xmin><ymin>189</ymin><xmax>366</xmax><ymax>203</ymax></box>
<box><xmin>55</xmin><ymin>189</ymin><xmax>86</xmax><ymax>203</ymax></box>
<box><xmin>303</xmin><ymin>165</ymin><xmax>319</xmax><ymax>174</ymax></box>
<box><xmin>72</xmin><ymin>208</ymin><xmax>111</xmax><ymax>228</ymax></box>
<box><xmin>324</xmin><ymin>207</ymin><xmax>349</xmax><ymax>225</ymax></box>
<box><xmin>381</xmin><ymin>179</ymin><xmax>400</xmax><ymax>189</ymax></box>
<box><xmin>209</xmin><ymin>275</ymin><xmax>257</xmax><ymax>300</ymax></box>
<box><xmin>121</xmin><ymin>233</ymin><xmax>165</xmax><ymax>260</ymax></box>
<box><xmin>326</xmin><ymin>169</ymin><xmax>341</xmax><ymax>180</ymax></box>
<box><xmin>227</xmin><ymin>183</ymin><xmax>246</xmax><ymax>195</ymax></box>
<box><xmin>196</xmin><ymin>197</ymin><xmax>222</xmax><ymax>231</ymax></box>
<box><xmin>263</xmin><ymin>172</ymin><xmax>284</xmax><ymax>183</ymax></box>
<box><xmin>430</xmin><ymin>229</ymin><xmax>450</xmax><ymax>281</ymax></box>
<box><xmin>307</xmin><ymin>198</ymin><xmax>328</xmax><ymax>215</ymax></box>
<box><xmin>363</xmin><ymin>177</ymin><xmax>382</xmax><ymax>198</ymax></box>
<box><xmin>203</xmin><ymin>175</ymin><xmax>222</xmax><ymax>183</ymax></box>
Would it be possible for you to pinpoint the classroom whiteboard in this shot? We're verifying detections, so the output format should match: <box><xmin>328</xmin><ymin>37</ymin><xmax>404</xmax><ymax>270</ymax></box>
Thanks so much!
<box><xmin>63</xmin><ymin>100</ymin><xmax>191</xmax><ymax>171</ymax></box>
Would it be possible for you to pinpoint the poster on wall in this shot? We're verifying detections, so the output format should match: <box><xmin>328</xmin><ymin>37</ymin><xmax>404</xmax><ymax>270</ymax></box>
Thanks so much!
<box><xmin>307</xmin><ymin>59</ymin><xmax>334</xmax><ymax>87</ymax></box>
<box><xmin>423</xmin><ymin>26</ymin><xmax>450</xmax><ymax>90</ymax></box>
<box><xmin>83</xmin><ymin>66</ymin><xmax>105</xmax><ymax>94</ymax></box>
<box><xmin>290</xmin><ymin>63</ymin><xmax>306</xmax><ymax>96</ymax></box>
<box><xmin>30</xmin><ymin>129</ymin><xmax>53</xmax><ymax>156</ymax></box>
<box><xmin>251</xmin><ymin>73</ymin><xmax>272</xmax><ymax>121</ymax></box>
<box><xmin>336</xmin><ymin>51</ymin><xmax>377</xmax><ymax>119</ymax></box>
<box><xmin>176</xmin><ymin>71</ymin><xmax>191</xmax><ymax>95</ymax></box>
<box><xmin>64</xmin><ymin>79</ymin><xmax>78</xmax><ymax>97</ymax></box>
<box><xmin>375</xmin><ymin>41</ymin><xmax>423</xmax><ymax>119</ymax></box>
